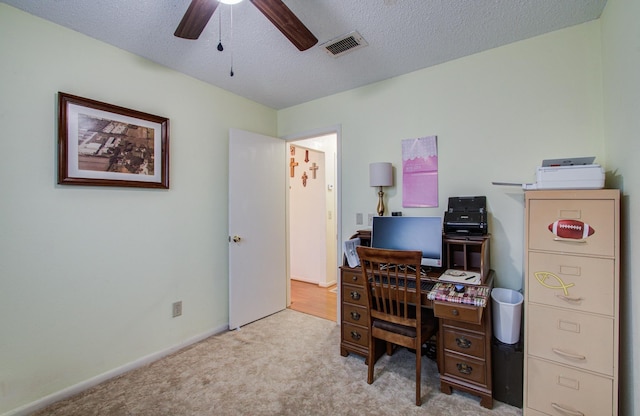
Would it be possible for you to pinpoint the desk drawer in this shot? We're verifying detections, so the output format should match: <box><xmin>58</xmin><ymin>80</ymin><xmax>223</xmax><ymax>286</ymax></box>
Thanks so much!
<box><xmin>528</xmin><ymin>304</ymin><xmax>614</xmax><ymax>375</ymax></box>
<box><xmin>434</xmin><ymin>301</ymin><xmax>483</xmax><ymax>324</ymax></box>
<box><xmin>443</xmin><ymin>351</ymin><xmax>486</xmax><ymax>385</ymax></box>
<box><xmin>342</xmin><ymin>285</ymin><xmax>367</xmax><ymax>307</ymax></box>
<box><xmin>341</xmin><ymin>269</ymin><xmax>366</xmax><ymax>286</ymax></box>
<box><xmin>443</xmin><ymin>325</ymin><xmax>485</xmax><ymax>360</ymax></box>
<box><xmin>527</xmin><ymin>357</ymin><xmax>613</xmax><ymax>416</ymax></box>
<box><xmin>528</xmin><ymin>251</ymin><xmax>614</xmax><ymax>315</ymax></box>
<box><xmin>342</xmin><ymin>303</ymin><xmax>368</xmax><ymax>326</ymax></box>
<box><xmin>341</xmin><ymin>322</ymin><xmax>369</xmax><ymax>348</ymax></box>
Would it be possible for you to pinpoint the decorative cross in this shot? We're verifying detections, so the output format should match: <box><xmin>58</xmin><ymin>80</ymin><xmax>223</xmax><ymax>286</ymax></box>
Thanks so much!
<box><xmin>309</xmin><ymin>162</ymin><xmax>319</xmax><ymax>179</ymax></box>
<box><xmin>289</xmin><ymin>157</ymin><xmax>298</xmax><ymax>177</ymax></box>
<box><xmin>304</xmin><ymin>149</ymin><xmax>309</xmax><ymax>163</ymax></box>
<box><xmin>302</xmin><ymin>171</ymin><xmax>308</xmax><ymax>187</ymax></box>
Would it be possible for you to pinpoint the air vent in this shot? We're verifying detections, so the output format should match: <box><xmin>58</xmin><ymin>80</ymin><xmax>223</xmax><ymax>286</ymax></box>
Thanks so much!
<box><xmin>320</xmin><ymin>31</ymin><xmax>368</xmax><ymax>58</ymax></box>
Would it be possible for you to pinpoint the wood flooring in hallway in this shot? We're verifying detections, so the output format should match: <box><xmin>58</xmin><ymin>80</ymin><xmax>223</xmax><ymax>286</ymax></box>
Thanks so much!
<box><xmin>289</xmin><ymin>279</ymin><xmax>337</xmax><ymax>322</ymax></box>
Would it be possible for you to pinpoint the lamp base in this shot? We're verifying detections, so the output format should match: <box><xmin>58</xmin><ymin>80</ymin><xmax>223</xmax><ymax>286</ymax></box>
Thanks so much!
<box><xmin>376</xmin><ymin>187</ymin><xmax>385</xmax><ymax>216</ymax></box>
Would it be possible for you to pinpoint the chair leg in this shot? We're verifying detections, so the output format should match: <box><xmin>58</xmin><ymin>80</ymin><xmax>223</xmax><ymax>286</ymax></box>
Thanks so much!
<box><xmin>415</xmin><ymin>343</ymin><xmax>422</xmax><ymax>406</ymax></box>
<box><xmin>367</xmin><ymin>337</ymin><xmax>375</xmax><ymax>384</ymax></box>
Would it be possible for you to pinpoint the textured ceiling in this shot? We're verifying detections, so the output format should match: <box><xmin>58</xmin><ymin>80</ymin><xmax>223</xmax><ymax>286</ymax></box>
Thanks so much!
<box><xmin>2</xmin><ymin>0</ymin><xmax>607</xmax><ymax>109</ymax></box>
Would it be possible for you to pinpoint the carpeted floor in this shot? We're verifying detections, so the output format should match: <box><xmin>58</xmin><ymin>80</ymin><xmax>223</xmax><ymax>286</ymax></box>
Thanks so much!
<box><xmin>33</xmin><ymin>309</ymin><xmax>523</xmax><ymax>415</ymax></box>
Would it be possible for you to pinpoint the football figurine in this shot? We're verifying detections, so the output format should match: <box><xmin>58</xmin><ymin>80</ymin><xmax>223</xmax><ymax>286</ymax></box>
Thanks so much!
<box><xmin>548</xmin><ymin>220</ymin><xmax>595</xmax><ymax>239</ymax></box>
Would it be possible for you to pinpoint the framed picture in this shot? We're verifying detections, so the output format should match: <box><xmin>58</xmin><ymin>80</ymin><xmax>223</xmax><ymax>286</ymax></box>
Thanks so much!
<box><xmin>58</xmin><ymin>92</ymin><xmax>169</xmax><ymax>189</ymax></box>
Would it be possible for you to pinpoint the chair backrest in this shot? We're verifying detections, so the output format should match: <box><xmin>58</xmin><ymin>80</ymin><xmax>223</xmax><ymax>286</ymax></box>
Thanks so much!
<box><xmin>356</xmin><ymin>246</ymin><xmax>424</xmax><ymax>328</ymax></box>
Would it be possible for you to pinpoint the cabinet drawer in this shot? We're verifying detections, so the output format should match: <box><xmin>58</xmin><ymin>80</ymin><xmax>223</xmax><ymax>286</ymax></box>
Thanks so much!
<box><xmin>342</xmin><ymin>303</ymin><xmax>368</xmax><ymax>326</ymax></box>
<box><xmin>443</xmin><ymin>325</ymin><xmax>485</xmax><ymax>359</ymax></box>
<box><xmin>528</xmin><ymin>252</ymin><xmax>615</xmax><ymax>315</ymax></box>
<box><xmin>527</xmin><ymin>357</ymin><xmax>613</xmax><ymax>415</ymax></box>
<box><xmin>342</xmin><ymin>285</ymin><xmax>367</xmax><ymax>307</ymax></box>
<box><xmin>341</xmin><ymin>322</ymin><xmax>369</xmax><ymax>348</ymax></box>
<box><xmin>341</xmin><ymin>269</ymin><xmax>366</xmax><ymax>286</ymax></box>
<box><xmin>527</xmin><ymin>304</ymin><xmax>614</xmax><ymax>375</ymax></box>
<box><xmin>434</xmin><ymin>301</ymin><xmax>483</xmax><ymax>324</ymax></box>
<box><xmin>528</xmin><ymin>198</ymin><xmax>616</xmax><ymax>257</ymax></box>
<box><xmin>443</xmin><ymin>351</ymin><xmax>486</xmax><ymax>385</ymax></box>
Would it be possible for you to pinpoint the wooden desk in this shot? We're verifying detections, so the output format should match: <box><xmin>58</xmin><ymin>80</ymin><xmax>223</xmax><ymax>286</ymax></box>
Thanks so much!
<box><xmin>339</xmin><ymin>266</ymin><xmax>494</xmax><ymax>408</ymax></box>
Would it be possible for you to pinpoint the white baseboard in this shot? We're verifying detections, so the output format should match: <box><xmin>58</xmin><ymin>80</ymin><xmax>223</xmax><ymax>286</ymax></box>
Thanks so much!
<box><xmin>3</xmin><ymin>325</ymin><xmax>227</xmax><ymax>416</ymax></box>
<box><xmin>291</xmin><ymin>277</ymin><xmax>337</xmax><ymax>288</ymax></box>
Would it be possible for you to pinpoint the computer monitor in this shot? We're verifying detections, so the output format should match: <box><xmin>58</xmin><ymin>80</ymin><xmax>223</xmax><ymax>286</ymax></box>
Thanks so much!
<box><xmin>371</xmin><ymin>216</ymin><xmax>443</xmax><ymax>268</ymax></box>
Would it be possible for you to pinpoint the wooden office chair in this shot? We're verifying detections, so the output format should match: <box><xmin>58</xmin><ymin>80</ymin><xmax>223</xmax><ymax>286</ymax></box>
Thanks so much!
<box><xmin>356</xmin><ymin>246</ymin><xmax>438</xmax><ymax>406</ymax></box>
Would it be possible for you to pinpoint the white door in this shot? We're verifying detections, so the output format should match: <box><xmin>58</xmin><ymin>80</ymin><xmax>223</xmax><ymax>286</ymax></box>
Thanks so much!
<box><xmin>228</xmin><ymin>128</ymin><xmax>286</xmax><ymax>329</ymax></box>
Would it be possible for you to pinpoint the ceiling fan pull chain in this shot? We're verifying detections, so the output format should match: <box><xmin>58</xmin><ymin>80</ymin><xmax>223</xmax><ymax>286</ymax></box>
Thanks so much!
<box><xmin>217</xmin><ymin>10</ymin><xmax>224</xmax><ymax>51</ymax></box>
<box><xmin>229</xmin><ymin>5</ymin><xmax>234</xmax><ymax>77</ymax></box>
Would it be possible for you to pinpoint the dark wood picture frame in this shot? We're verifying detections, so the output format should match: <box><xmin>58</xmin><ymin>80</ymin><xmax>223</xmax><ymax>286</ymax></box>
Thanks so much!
<box><xmin>58</xmin><ymin>92</ymin><xmax>169</xmax><ymax>189</ymax></box>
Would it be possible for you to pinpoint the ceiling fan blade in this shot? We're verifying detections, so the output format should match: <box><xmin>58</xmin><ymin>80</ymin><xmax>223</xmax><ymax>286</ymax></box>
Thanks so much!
<box><xmin>249</xmin><ymin>0</ymin><xmax>318</xmax><ymax>51</ymax></box>
<box><xmin>174</xmin><ymin>0</ymin><xmax>219</xmax><ymax>39</ymax></box>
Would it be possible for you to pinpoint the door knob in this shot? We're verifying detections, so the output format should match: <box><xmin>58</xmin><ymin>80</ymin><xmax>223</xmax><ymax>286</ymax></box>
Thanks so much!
<box><xmin>231</xmin><ymin>235</ymin><xmax>242</xmax><ymax>243</ymax></box>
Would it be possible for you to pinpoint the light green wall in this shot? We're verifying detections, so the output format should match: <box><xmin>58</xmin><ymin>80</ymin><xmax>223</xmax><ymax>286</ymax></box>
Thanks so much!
<box><xmin>2</xmin><ymin>0</ymin><xmax>638</xmax><ymax>414</ymax></box>
<box><xmin>601</xmin><ymin>0</ymin><xmax>640</xmax><ymax>414</ymax></box>
<box><xmin>0</xmin><ymin>4</ymin><xmax>276</xmax><ymax>414</ymax></box>
<box><xmin>279</xmin><ymin>6</ymin><xmax>637</xmax><ymax>412</ymax></box>
<box><xmin>279</xmin><ymin>20</ymin><xmax>605</xmax><ymax>292</ymax></box>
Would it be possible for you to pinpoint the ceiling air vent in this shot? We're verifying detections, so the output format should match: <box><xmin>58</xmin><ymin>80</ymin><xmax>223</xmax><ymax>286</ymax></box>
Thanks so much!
<box><xmin>320</xmin><ymin>31</ymin><xmax>368</xmax><ymax>58</ymax></box>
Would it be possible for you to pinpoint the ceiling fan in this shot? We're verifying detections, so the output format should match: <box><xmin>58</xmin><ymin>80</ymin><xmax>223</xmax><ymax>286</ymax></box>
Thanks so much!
<box><xmin>174</xmin><ymin>0</ymin><xmax>318</xmax><ymax>51</ymax></box>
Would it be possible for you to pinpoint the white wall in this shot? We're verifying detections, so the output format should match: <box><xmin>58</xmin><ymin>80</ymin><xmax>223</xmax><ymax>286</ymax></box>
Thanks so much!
<box><xmin>601</xmin><ymin>0</ymin><xmax>640</xmax><ymax>414</ymax></box>
<box><xmin>289</xmin><ymin>145</ymin><xmax>327</xmax><ymax>285</ymax></box>
<box><xmin>0</xmin><ymin>5</ymin><xmax>276</xmax><ymax>414</ymax></box>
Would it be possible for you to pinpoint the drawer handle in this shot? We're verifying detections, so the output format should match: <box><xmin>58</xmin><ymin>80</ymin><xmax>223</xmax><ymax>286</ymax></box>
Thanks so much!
<box><xmin>352</xmin><ymin>275</ymin><xmax>358</xmax><ymax>281</ymax></box>
<box><xmin>456</xmin><ymin>363</ymin><xmax>472</xmax><ymax>375</ymax></box>
<box><xmin>350</xmin><ymin>311</ymin><xmax>361</xmax><ymax>321</ymax></box>
<box><xmin>350</xmin><ymin>291</ymin><xmax>361</xmax><ymax>300</ymax></box>
<box><xmin>551</xmin><ymin>402</ymin><xmax>584</xmax><ymax>416</ymax></box>
<box><xmin>450</xmin><ymin>309</ymin><xmax>459</xmax><ymax>316</ymax></box>
<box><xmin>552</xmin><ymin>348</ymin><xmax>586</xmax><ymax>361</ymax></box>
<box><xmin>556</xmin><ymin>294</ymin><xmax>584</xmax><ymax>303</ymax></box>
<box><xmin>350</xmin><ymin>331</ymin><xmax>361</xmax><ymax>341</ymax></box>
<box><xmin>553</xmin><ymin>237</ymin><xmax>587</xmax><ymax>244</ymax></box>
<box><xmin>456</xmin><ymin>337</ymin><xmax>471</xmax><ymax>349</ymax></box>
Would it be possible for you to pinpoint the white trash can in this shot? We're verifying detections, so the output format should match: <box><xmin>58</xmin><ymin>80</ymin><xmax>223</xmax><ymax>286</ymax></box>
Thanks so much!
<box><xmin>491</xmin><ymin>288</ymin><xmax>523</xmax><ymax>344</ymax></box>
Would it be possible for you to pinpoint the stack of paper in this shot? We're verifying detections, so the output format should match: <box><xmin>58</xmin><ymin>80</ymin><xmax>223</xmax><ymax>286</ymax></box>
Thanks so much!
<box><xmin>438</xmin><ymin>269</ymin><xmax>481</xmax><ymax>285</ymax></box>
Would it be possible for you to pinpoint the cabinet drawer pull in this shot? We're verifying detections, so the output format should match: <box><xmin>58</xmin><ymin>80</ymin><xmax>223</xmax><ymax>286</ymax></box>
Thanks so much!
<box><xmin>551</xmin><ymin>402</ymin><xmax>584</xmax><ymax>416</ymax></box>
<box><xmin>352</xmin><ymin>275</ymin><xmax>358</xmax><ymax>282</ymax></box>
<box><xmin>350</xmin><ymin>311</ymin><xmax>361</xmax><ymax>321</ymax></box>
<box><xmin>552</xmin><ymin>348</ymin><xmax>586</xmax><ymax>360</ymax></box>
<box><xmin>456</xmin><ymin>363</ymin><xmax>472</xmax><ymax>375</ymax></box>
<box><xmin>556</xmin><ymin>294</ymin><xmax>584</xmax><ymax>303</ymax></box>
<box><xmin>451</xmin><ymin>309</ymin><xmax>459</xmax><ymax>316</ymax></box>
<box><xmin>350</xmin><ymin>331</ymin><xmax>361</xmax><ymax>341</ymax></box>
<box><xmin>553</xmin><ymin>237</ymin><xmax>587</xmax><ymax>244</ymax></box>
<box><xmin>350</xmin><ymin>291</ymin><xmax>361</xmax><ymax>300</ymax></box>
<box><xmin>456</xmin><ymin>336</ymin><xmax>471</xmax><ymax>349</ymax></box>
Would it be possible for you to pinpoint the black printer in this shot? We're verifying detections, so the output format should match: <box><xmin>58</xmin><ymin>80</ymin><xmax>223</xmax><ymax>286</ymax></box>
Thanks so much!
<box><xmin>443</xmin><ymin>196</ymin><xmax>488</xmax><ymax>236</ymax></box>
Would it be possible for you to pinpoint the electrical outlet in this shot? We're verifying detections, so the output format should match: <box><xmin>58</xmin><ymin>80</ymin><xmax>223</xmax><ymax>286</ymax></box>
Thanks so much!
<box><xmin>368</xmin><ymin>213</ymin><xmax>374</xmax><ymax>226</ymax></box>
<box><xmin>172</xmin><ymin>301</ymin><xmax>182</xmax><ymax>318</ymax></box>
<box><xmin>356</xmin><ymin>213</ymin><xmax>363</xmax><ymax>225</ymax></box>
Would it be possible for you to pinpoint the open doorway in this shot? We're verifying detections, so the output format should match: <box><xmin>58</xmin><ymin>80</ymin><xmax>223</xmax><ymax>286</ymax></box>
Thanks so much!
<box><xmin>286</xmin><ymin>132</ymin><xmax>339</xmax><ymax>321</ymax></box>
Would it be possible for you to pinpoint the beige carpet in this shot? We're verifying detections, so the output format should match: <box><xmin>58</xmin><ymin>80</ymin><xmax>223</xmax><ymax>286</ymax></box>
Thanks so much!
<box><xmin>34</xmin><ymin>309</ymin><xmax>522</xmax><ymax>415</ymax></box>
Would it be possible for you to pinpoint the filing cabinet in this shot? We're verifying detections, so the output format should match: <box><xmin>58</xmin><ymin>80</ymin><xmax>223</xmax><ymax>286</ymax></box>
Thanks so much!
<box><xmin>523</xmin><ymin>190</ymin><xmax>620</xmax><ymax>415</ymax></box>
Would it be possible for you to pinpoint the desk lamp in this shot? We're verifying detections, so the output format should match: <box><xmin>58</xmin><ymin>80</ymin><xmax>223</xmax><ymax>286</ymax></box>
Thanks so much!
<box><xmin>369</xmin><ymin>162</ymin><xmax>393</xmax><ymax>216</ymax></box>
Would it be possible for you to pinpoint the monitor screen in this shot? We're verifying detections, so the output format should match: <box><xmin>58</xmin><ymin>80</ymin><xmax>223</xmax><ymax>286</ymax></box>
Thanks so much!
<box><xmin>371</xmin><ymin>216</ymin><xmax>443</xmax><ymax>268</ymax></box>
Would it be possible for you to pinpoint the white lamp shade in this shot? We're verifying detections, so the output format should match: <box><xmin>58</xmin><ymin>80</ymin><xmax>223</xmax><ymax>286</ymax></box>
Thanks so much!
<box><xmin>369</xmin><ymin>162</ymin><xmax>393</xmax><ymax>187</ymax></box>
